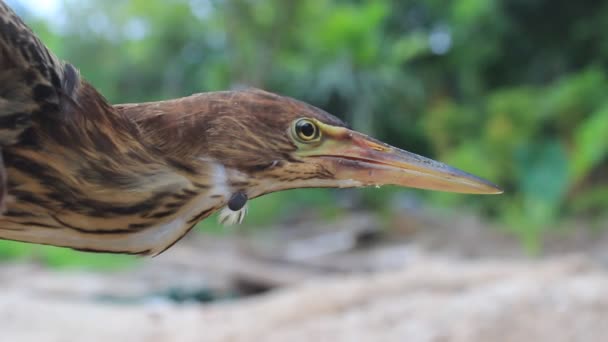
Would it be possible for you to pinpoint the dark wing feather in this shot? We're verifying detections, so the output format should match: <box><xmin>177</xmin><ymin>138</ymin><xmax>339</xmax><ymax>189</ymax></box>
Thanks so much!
<box><xmin>0</xmin><ymin>1</ymin><xmax>73</xmax><ymax>145</ymax></box>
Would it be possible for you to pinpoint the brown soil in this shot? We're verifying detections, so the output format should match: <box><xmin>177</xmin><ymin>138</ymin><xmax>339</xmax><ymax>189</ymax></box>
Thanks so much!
<box><xmin>2</xmin><ymin>211</ymin><xmax>608</xmax><ymax>342</ymax></box>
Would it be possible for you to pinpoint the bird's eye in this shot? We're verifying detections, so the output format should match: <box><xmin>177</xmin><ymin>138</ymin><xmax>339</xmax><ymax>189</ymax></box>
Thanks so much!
<box><xmin>293</xmin><ymin>119</ymin><xmax>320</xmax><ymax>142</ymax></box>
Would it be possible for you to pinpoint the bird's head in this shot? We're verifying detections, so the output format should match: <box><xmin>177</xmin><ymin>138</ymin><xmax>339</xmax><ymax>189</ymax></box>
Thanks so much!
<box><xmin>193</xmin><ymin>89</ymin><xmax>502</xmax><ymax>200</ymax></box>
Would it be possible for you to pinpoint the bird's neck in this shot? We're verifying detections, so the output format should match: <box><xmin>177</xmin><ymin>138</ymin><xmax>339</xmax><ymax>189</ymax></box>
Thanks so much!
<box><xmin>0</xmin><ymin>90</ymin><xmax>263</xmax><ymax>255</ymax></box>
<box><xmin>114</xmin><ymin>93</ymin><xmax>218</xmax><ymax>162</ymax></box>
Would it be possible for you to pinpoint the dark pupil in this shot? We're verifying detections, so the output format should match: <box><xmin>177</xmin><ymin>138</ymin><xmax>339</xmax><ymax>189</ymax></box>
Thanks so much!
<box><xmin>299</xmin><ymin>122</ymin><xmax>315</xmax><ymax>138</ymax></box>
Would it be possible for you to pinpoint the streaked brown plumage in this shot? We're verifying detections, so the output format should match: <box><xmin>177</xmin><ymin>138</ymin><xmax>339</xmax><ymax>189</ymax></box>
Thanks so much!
<box><xmin>0</xmin><ymin>1</ymin><xmax>501</xmax><ymax>255</ymax></box>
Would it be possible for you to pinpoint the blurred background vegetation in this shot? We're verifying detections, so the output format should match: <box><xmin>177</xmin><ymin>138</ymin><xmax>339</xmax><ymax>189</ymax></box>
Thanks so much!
<box><xmin>2</xmin><ymin>0</ymin><xmax>607</xmax><ymax>264</ymax></box>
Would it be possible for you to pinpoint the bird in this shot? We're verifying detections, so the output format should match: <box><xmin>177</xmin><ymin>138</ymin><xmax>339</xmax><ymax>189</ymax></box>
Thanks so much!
<box><xmin>0</xmin><ymin>1</ymin><xmax>501</xmax><ymax>256</ymax></box>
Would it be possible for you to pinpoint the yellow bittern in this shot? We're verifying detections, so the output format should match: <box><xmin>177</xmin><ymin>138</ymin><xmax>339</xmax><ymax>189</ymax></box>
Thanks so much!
<box><xmin>0</xmin><ymin>2</ymin><xmax>501</xmax><ymax>255</ymax></box>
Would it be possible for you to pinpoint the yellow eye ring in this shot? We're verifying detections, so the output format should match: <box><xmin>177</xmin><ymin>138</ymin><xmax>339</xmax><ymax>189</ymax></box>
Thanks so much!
<box><xmin>293</xmin><ymin>118</ymin><xmax>321</xmax><ymax>142</ymax></box>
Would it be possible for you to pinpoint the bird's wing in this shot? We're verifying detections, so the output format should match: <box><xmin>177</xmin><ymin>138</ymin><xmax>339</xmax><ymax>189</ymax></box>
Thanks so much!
<box><xmin>0</xmin><ymin>1</ymin><xmax>77</xmax><ymax>146</ymax></box>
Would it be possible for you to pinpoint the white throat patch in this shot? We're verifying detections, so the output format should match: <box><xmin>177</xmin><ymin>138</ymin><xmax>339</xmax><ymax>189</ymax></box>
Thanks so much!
<box><xmin>210</xmin><ymin>162</ymin><xmax>249</xmax><ymax>225</ymax></box>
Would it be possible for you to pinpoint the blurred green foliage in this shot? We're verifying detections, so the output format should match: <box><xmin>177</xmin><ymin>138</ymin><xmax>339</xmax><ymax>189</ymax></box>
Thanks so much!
<box><xmin>0</xmin><ymin>239</ymin><xmax>134</xmax><ymax>269</ymax></box>
<box><xmin>4</xmin><ymin>0</ymin><xmax>608</xmax><ymax>259</ymax></box>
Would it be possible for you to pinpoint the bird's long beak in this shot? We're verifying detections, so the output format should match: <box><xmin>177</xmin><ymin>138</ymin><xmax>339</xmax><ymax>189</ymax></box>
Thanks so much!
<box><xmin>299</xmin><ymin>125</ymin><xmax>502</xmax><ymax>194</ymax></box>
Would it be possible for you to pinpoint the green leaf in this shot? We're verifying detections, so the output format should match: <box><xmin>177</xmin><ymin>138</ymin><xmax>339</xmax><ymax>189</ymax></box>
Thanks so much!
<box><xmin>516</xmin><ymin>141</ymin><xmax>569</xmax><ymax>225</ymax></box>
<box><xmin>571</xmin><ymin>104</ymin><xmax>608</xmax><ymax>182</ymax></box>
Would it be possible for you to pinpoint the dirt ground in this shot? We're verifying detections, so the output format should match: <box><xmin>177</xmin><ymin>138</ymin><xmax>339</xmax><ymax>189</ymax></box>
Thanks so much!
<box><xmin>2</xmin><ymin>212</ymin><xmax>608</xmax><ymax>342</ymax></box>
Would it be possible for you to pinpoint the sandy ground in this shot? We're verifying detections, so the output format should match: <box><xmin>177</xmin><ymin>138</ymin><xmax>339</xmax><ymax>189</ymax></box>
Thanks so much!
<box><xmin>2</xmin><ymin>212</ymin><xmax>608</xmax><ymax>342</ymax></box>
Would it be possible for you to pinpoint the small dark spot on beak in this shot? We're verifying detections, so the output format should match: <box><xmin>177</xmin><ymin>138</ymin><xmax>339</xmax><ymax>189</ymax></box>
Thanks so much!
<box><xmin>228</xmin><ymin>192</ymin><xmax>248</xmax><ymax>211</ymax></box>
